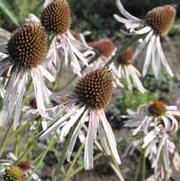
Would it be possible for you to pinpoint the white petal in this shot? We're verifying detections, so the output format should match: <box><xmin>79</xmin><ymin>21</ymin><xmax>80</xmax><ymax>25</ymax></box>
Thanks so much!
<box><xmin>60</xmin><ymin>106</ymin><xmax>86</xmax><ymax>142</ymax></box>
<box><xmin>26</xmin><ymin>13</ymin><xmax>40</xmax><ymax>23</ymax></box>
<box><xmin>132</xmin><ymin>30</ymin><xmax>153</xmax><ymax>60</ymax></box>
<box><xmin>67</xmin><ymin>109</ymin><xmax>88</xmax><ymax>159</ymax></box>
<box><xmin>39</xmin><ymin>106</ymin><xmax>77</xmax><ymax>140</ymax></box>
<box><xmin>115</xmin><ymin>0</ymin><xmax>140</xmax><ymax>21</ymax></box>
<box><xmin>38</xmin><ymin>65</ymin><xmax>55</xmax><ymax>82</ymax></box>
<box><xmin>84</xmin><ymin>112</ymin><xmax>94</xmax><ymax>170</ymax></box>
<box><xmin>134</xmin><ymin>26</ymin><xmax>151</xmax><ymax>34</ymax></box>
<box><xmin>31</xmin><ymin>68</ymin><xmax>50</xmax><ymax>117</ymax></box>
<box><xmin>128</xmin><ymin>65</ymin><xmax>146</xmax><ymax>93</ymax></box>
<box><xmin>43</xmin><ymin>0</ymin><xmax>52</xmax><ymax>8</ymax></box>
<box><xmin>156</xmin><ymin>36</ymin><xmax>173</xmax><ymax>77</ymax></box>
<box><xmin>99</xmin><ymin>110</ymin><xmax>121</xmax><ymax>164</ymax></box>
<box><xmin>142</xmin><ymin>130</ymin><xmax>157</xmax><ymax>148</ymax></box>
<box><xmin>142</xmin><ymin>34</ymin><xmax>156</xmax><ymax>77</ymax></box>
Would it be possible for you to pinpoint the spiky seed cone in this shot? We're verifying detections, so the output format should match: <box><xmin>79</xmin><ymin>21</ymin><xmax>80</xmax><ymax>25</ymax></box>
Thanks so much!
<box><xmin>74</xmin><ymin>68</ymin><xmax>113</xmax><ymax>110</ymax></box>
<box><xmin>146</xmin><ymin>5</ymin><xmax>176</xmax><ymax>36</ymax></box>
<box><xmin>41</xmin><ymin>0</ymin><xmax>71</xmax><ymax>34</ymax></box>
<box><xmin>89</xmin><ymin>39</ymin><xmax>116</xmax><ymax>59</ymax></box>
<box><xmin>7</xmin><ymin>23</ymin><xmax>47</xmax><ymax>69</ymax></box>
<box><xmin>117</xmin><ymin>47</ymin><xmax>133</xmax><ymax>65</ymax></box>
<box><xmin>3</xmin><ymin>165</ymin><xmax>26</xmax><ymax>181</ymax></box>
<box><xmin>148</xmin><ymin>101</ymin><xmax>167</xmax><ymax>117</ymax></box>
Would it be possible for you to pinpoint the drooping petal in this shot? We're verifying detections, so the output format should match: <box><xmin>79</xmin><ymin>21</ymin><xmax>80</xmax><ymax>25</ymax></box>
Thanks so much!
<box><xmin>99</xmin><ymin>110</ymin><xmax>121</xmax><ymax>164</ymax></box>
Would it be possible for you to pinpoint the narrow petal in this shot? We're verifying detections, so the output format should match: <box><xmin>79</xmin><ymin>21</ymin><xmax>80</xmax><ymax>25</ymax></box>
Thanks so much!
<box><xmin>132</xmin><ymin>30</ymin><xmax>153</xmax><ymax>60</ymax></box>
<box><xmin>156</xmin><ymin>36</ymin><xmax>173</xmax><ymax>77</ymax></box>
<box><xmin>39</xmin><ymin>106</ymin><xmax>77</xmax><ymax>140</ymax></box>
<box><xmin>142</xmin><ymin>34</ymin><xmax>156</xmax><ymax>77</ymax></box>
<box><xmin>84</xmin><ymin>112</ymin><xmax>94</xmax><ymax>170</ymax></box>
<box><xmin>60</xmin><ymin>106</ymin><xmax>86</xmax><ymax>142</ymax></box>
<box><xmin>115</xmin><ymin>0</ymin><xmax>140</xmax><ymax>21</ymax></box>
<box><xmin>99</xmin><ymin>110</ymin><xmax>121</xmax><ymax>164</ymax></box>
<box><xmin>67</xmin><ymin>109</ymin><xmax>88</xmax><ymax>160</ymax></box>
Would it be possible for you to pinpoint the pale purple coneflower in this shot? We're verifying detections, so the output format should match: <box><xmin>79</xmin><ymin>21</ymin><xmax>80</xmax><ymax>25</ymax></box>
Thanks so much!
<box><xmin>88</xmin><ymin>38</ymin><xmax>123</xmax><ymax>87</ymax></box>
<box><xmin>0</xmin><ymin>23</ymin><xmax>54</xmax><ymax>129</ymax></box>
<box><xmin>2</xmin><ymin>165</ymin><xmax>26</xmax><ymax>181</ymax></box>
<box><xmin>114</xmin><ymin>47</ymin><xmax>146</xmax><ymax>93</ymax></box>
<box><xmin>40</xmin><ymin>68</ymin><xmax>121</xmax><ymax>170</ymax></box>
<box><xmin>114</xmin><ymin>0</ymin><xmax>177</xmax><ymax>78</ymax></box>
<box><xmin>40</xmin><ymin>0</ymin><xmax>94</xmax><ymax>77</ymax></box>
<box><xmin>125</xmin><ymin>101</ymin><xmax>180</xmax><ymax>180</ymax></box>
<box><xmin>0</xmin><ymin>153</ymin><xmax>41</xmax><ymax>181</ymax></box>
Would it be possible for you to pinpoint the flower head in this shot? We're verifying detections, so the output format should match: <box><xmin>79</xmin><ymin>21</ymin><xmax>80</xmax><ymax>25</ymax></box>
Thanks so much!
<box><xmin>36</xmin><ymin>0</ymin><xmax>94</xmax><ymax>77</ymax></box>
<box><xmin>74</xmin><ymin>68</ymin><xmax>112</xmax><ymax>109</ymax></box>
<box><xmin>41</xmin><ymin>0</ymin><xmax>71</xmax><ymax>34</ymax></box>
<box><xmin>0</xmin><ymin>24</ymin><xmax>53</xmax><ymax>129</ymax></box>
<box><xmin>0</xmin><ymin>153</ymin><xmax>40</xmax><ymax>181</ymax></box>
<box><xmin>113</xmin><ymin>47</ymin><xmax>146</xmax><ymax>93</ymax></box>
<box><xmin>125</xmin><ymin>101</ymin><xmax>180</xmax><ymax>180</ymax></box>
<box><xmin>89</xmin><ymin>39</ymin><xmax>116</xmax><ymax>59</ymax></box>
<box><xmin>148</xmin><ymin>100</ymin><xmax>166</xmax><ymax>117</ymax></box>
<box><xmin>114</xmin><ymin>0</ymin><xmax>176</xmax><ymax>78</ymax></box>
<box><xmin>145</xmin><ymin>5</ymin><xmax>176</xmax><ymax>36</ymax></box>
<box><xmin>117</xmin><ymin>47</ymin><xmax>133</xmax><ymax>65</ymax></box>
<box><xmin>40</xmin><ymin>68</ymin><xmax>121</xmax><ymax>170</ymax></box>
<box><xmin>3</xmin><ymin>165</ymin><xmax>26</xmax><ymax>181</ymax></box>
<box><xmin>7</xmin><ymin>24</ymin><xmax>47</xmax><ymax>69</ymax></box>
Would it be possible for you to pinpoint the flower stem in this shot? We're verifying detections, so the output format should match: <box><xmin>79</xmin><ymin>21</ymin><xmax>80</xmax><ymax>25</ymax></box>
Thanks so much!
<box><xmin>35</xmin><ymin>135</ymin><xmax>56</xmax><ymax>169</ymax></box>
<box><xmin>134</xmin><ymin>151</ymin><xmax>143</xmax><ymax>181</ymax></box>
<box><xmin>61</xmin><ymin>153</ymin><xmax>103</xmax><ymax>181</ymax></box>
<box><xmin>142</xmin><ymin>151</ymin><xmax>146</xmax><ymax>181</ymax></box>
<box><xmin>0</xmin><ymin>120</ymin><xmax>13</xmax><ymax>157</ymax></box>
<box><xmin>65</xmin><ymin>143</ymin><xmax>84</xmax><ymax>177</ymax></box>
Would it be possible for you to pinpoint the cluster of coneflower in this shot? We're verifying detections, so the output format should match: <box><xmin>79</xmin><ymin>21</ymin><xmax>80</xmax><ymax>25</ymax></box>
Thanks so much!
<box><xmin>0</xmin><ymin>0</ymin><xmax>179</xmax><ymax>180</ymax></box>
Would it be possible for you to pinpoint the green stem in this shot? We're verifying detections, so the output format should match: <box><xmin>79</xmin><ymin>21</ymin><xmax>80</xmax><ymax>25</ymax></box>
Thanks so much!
<box><xmin>65</xmin><ymin>143</ymin><xmax>84</xmax><ymax>177</ymax></box>
<box><xmin>35</xmin><ymin>135</ymin><xmax>56</xmax><ymax>169</ymax></box>
<box><xmin>53</xmin><ymin>110</ymin><xmax>87</xmax><ymax>178</ymax></box>
<box><xmin>134</xmin><ymin>151</ymin><xmax>143</xmax><ymax>181</ymax></box>
<box><xmin>62</xmin><ymin>153</ymin><xmax>103</xmax><ymax>181</ymax></box>
<box><xmin>142</xmin><ymin>151</ymin><xmax>146</xmax><ymax>181</ymax></box>
<box><xmin>0</xmin><ymin>121</ymin><xmax>13</xmax><ymax>157</ymax></box>
<box><xmin>14</xmin><ymin>137</ymin><xmax>37</xmax><ymax>164</ymax></box>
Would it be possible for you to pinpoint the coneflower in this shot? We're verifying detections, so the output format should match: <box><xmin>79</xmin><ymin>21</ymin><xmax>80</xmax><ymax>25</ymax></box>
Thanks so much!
<box><xmin>88</xmin><ymin>38</ymin><xmax>124</xmax><ymax>87</ymax></box>
<box><xmin>3</xmin><ymin>165</ymin><xmax>26</xmax><ymax>181</ymax></box>
<box><xmin>26</xmin><ymin>0</ymin><xmax>94</xmax><ymax>77</ymax></box>
<box><xmin>0</xmin><ymin>153</ymin><xmax>41</xmax><ymax>181</ymax></box>
<box><xmin>114</xmin><ymin>0</ymin><xmax>176</xmax><ymax>78</ymax></box>
<box><xmin>40</xmin><ymin>68</ymin><xmax>121</xmax><ymax>170</ymax></box>
<box><xmin>41</xmin><ymin>0</ymin><xmax>70</xmax><ymax>35</ymax></box>
<box><xmin>125</xmin><ymin>100</ymin><xmax>180</xmax><ymax>180</ymax></box>
<box><xmin>0</xmin><ymin>23</ymin><xmax>54</xmax><ymax>129</ymax></box>
<box><xmin>89</xmin><ymin>39</ymin><xmax>117</xmax><ymax>59</ymax></box>
<box><xmin>114</xmin><ymin>47</ymin><xmax>146</xmax><ymax>93</ymax></box>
